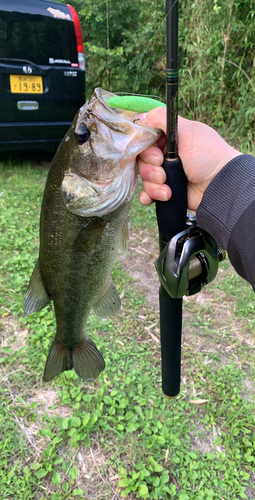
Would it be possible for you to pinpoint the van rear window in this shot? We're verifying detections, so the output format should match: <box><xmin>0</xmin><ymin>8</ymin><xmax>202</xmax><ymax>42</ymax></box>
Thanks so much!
<box><xmin>0</xmin><ymin>11</ymin><xmax>78</xmax><ymax>66</ymax></box>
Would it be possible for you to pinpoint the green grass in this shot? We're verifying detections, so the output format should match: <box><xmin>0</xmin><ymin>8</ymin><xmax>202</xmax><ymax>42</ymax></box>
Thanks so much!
<box><xmin>0</xmin><ymin>161</ymin><xmax>255</xmax><ymax>500</ymax></box>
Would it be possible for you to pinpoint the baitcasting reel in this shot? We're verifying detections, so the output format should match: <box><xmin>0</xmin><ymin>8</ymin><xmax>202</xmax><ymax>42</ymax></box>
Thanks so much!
<box><xmin>156</xmin><ymin>214</ymin><xmax>226</xmax><ymax>299</ymax></box>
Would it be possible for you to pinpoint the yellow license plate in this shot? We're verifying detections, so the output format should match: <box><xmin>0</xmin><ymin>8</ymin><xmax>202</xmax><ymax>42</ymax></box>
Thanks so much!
<box><xmin>10</xmin><ymin>75</ymin><xmax>43</xmax><ymax>94</ymax></box>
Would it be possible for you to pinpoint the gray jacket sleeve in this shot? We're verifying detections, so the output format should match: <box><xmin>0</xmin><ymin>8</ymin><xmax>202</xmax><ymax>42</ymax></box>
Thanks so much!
<box><xmin>196</xmin><ymin>154</ymin><xmax>255</xmax><ymax>290</ymax></box>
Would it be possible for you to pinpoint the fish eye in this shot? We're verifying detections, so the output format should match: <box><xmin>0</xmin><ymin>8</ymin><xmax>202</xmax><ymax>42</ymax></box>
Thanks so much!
<box><xmin>74</xmin><ymin>126</ymin><xmax>90</xmax><ymax>144</ymax></box>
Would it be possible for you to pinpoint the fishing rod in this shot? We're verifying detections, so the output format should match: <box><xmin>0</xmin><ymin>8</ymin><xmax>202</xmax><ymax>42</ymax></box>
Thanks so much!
<box><xmin>155</xmin><ymin>0</ymin><xmax>187</xmax><ymax>398</ymax></box>
<box><xmin>155</xmin><ymin>0</ymin><xmax>224</xmax><ymax>397</ymax></box>
<box><xmin>108</xmin><ymin>1</ymin><xmax>224</xmax><ymax>398</ymax></box>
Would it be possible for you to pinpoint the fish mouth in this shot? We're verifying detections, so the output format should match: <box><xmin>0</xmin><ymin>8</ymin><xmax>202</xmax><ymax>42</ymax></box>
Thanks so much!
<box><xmin>94</xmin><ymin>88</ymin><xmax>141</xmax><ymax>124</ymax></box>
<box><xmin>85</xmin><ymin>88</ymin><xmax>161</xmax><ymax>159</ymax></box>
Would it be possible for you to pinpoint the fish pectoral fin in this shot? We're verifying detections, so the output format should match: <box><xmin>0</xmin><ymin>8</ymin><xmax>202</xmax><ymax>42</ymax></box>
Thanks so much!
<box><xmin>43</xmin><ymin>338</ymin><xmax>105</xmax><ymax>382</ymax></box>
<box><xmin>24</xmin><ymin>261</ymin><xmax>51</xmax><ymax>315</ymax></box>
<box><xmin>73</xmin><ymin>218</ymin><xmax>107</xmax><ymax>253</ymax></box>
<box><xmin>120</xmin><ymin>218</ymin><xmax>130</xmax><ymax>256</ymax></box>
<box><xmin>92</xmin><ymin>280</ymin><xmax>121</xmax><ymax>319</ymax></box>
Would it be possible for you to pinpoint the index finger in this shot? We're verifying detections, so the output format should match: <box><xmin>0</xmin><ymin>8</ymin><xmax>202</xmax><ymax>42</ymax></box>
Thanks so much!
<box><xmin>138</xmin><ymin>145</ymin><xmax>164</xmax><ymax>165</ymax></box>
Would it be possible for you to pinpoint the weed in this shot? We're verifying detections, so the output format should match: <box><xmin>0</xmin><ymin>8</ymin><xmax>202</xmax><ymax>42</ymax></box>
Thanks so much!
<box><xmin>0</xmin><ymin>162</ymin><xmax>254</xmax><ymax>499</ymax></box>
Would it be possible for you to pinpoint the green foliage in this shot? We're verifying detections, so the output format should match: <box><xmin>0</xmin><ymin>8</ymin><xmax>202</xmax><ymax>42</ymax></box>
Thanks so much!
<box><xmin>179</xmin><ymin>0</ymin><xmax>255</xmax><ymax>142</ymax></box>
<box><xmin>0</xmin><ymin>163</ymin><xmax>255</xmax><ymax>499</ymax></box>
<box><xmin>118</xmin><ymin>457</ymin><xmax>174</xmax><ymax>499</ymax></box>
<box><xmin>0</xmin><ymin>164</ymin><xmax>43</xmax><ymax>317</ymax></box>
<box><xmin>78</xmin><ymin>0</ymin><xmax>166</xmax><ymax>97</ymax></box>
<box><xmin>58</xmin><ymin>0</ymin><xmax>255</xmax><ymax>147</ymax></box>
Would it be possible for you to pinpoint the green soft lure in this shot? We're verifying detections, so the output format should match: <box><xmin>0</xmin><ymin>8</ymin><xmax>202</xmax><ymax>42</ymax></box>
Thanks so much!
<box><xmin>107</xmin><ymin>95</ymin><xmax>166</xmax><ymax>113</ymax></box>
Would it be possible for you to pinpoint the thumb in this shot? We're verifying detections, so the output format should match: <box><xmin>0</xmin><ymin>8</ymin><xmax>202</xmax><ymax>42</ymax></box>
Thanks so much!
<box><xmin>137</xmin><ymin>106</ymin><xmax>167</xmax><ymax>134</ymax></box>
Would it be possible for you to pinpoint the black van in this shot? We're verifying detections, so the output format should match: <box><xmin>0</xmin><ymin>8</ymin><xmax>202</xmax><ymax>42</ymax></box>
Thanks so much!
<box><xmin>0</xmin><ymin>0</ymin><xmax>85</xmax><ymax>151</ymax></box>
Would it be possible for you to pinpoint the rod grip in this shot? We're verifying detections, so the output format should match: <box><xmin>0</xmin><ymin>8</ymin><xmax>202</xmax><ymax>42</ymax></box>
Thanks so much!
<box><xmin>156</xmin><ymin>156</ymin><xmax>187</xmax><ymax>397</ymax></box>
<box><xmin>159</xmin><ymin>290</ymin><xmax>182</xmax><ymax>397</ymax></box>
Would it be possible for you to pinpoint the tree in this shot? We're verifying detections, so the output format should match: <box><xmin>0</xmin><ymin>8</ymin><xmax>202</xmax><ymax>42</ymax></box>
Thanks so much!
<box><xmin>60</xmin><ymin>0</ymin><xmax>255</xmax><ymax>143</ymax></box>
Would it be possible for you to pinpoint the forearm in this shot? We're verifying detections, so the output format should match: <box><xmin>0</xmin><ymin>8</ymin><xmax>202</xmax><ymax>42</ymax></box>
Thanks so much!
<box><xmin>197</xmin><ymin>154</ymin><xmax>255</xmax><ymax>289</ymax></box>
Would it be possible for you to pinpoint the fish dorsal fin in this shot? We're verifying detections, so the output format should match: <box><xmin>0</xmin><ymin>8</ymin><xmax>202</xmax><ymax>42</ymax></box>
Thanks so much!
<box><xmin>61</xmin><ymin>163</ymin><xmax>137</xmax><ymax>217</ymax></box>
<box><xmin>120</xmin><ymin>218</ymin><xmax>130</xmax><ymax>256</ymax></box>
<box><xmin>92</xmin><ymin>280</ymin><xmax>121</xmax><ymax>319</ymax></box>
<box><xmin>24</xmin><ymin>261</ymin><xmax>51</xmax><ymax>315</ymax></box>
<box><xmin>73</xmin><ymin>218</ymin><xmax>107</xmax><ymax>253</ymax></box>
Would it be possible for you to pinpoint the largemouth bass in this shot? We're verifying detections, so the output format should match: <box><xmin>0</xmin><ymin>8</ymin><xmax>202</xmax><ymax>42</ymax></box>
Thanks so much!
<box><xmin>24</xmin><ymin>88</ymin><xmax>161</xmax><ymax>382</ymax></box>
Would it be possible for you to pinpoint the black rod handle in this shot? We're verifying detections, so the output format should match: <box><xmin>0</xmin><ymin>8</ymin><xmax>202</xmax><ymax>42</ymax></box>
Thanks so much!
<box><xmin>156</xmin><ymin>156</ymin><xmax>187</xmax><ymax>397</ymax></box>
<box><xmin>159</xmin><ymin>290</ymin><xmax>182</xmax><ymax>397</ymax></box>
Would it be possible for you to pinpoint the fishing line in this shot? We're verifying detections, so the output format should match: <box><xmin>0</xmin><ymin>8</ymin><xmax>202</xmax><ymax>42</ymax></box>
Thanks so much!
<box><xmin>115</xmin><ymin>91</ymin><xmax>164</xmax><ymax>102</ymax></box>
<box><xmin>132</xmin><ymin>0</ymin><xmax>179</xmax><ymax>95</ymax></box>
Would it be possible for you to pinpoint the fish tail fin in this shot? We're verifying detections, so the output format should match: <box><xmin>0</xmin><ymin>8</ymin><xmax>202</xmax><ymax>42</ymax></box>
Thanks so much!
<box><xmin>43</xmin><ymin>337</ymin><xmax>105</xmax><ymax>382</ymax></box>
<box><xmin>43</xmin><ymin>340</ymin><xmax>72</xmax><ymax>382</ymax></box>
<box><xmin>72</xmin><ymin>337</ymin><xmax>105</xmax><ymax>381</ymax></box>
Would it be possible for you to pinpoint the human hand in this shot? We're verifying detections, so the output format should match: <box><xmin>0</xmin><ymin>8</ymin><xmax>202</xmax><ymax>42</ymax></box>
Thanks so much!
<box><xmin>137</xmin><ymin>107</ymin><xmax>242</xmax><ymax>211</ymax></box>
